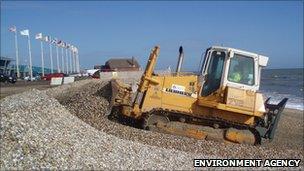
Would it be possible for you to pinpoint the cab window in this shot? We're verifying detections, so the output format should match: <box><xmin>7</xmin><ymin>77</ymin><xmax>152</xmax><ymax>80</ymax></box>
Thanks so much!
<box><xmin>201</xmin><ymin>51</ymin><xmax>225</xmax><ymax>96</ymax></box>
<box><xmin>228</xmin><ymin>54</ymin><xmax>255</xmax><ymax>85</ymax></box>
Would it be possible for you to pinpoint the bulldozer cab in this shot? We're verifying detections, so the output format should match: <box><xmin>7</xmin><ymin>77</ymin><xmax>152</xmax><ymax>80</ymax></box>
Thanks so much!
<box><xmin>200</xmin><ymin>46</ymin><xmax>268</xmax><ymax>97</ymax></box>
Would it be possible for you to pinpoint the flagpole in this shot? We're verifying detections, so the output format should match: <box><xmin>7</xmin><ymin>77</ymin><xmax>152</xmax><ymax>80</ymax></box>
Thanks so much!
<box><xmin>71</xmin><ymin>49</ymin><xmax>74</xmax><ymax>73</ymax></box>
<box><xmin>71</xmin><ymin>51</ymin><xmax>74</xmax><ymax>73</ymax></box>
<box><xmin>75</xmin><ymin>52</ymin><xmax>78</xmax><ymax>73</ymax></box>
<box><xmin>75</xmin><ymin>51</ymin><xmax>79</xmax><ymax>73</ymax></box>
<box><xmin>56</xmin><ymin>45</ymin><xmax>60</xmax><ymax>73</ymax></box>
<box><xmin>69</xmin><ymin>49</ymin><xmax>72</xmax><ymax>73</ymax></box>
<box><xmin>77</xmin><ymin>51</ymin><xmax>80</xmax><ymax>73</ymax></box>
<box><xmin>40</xmin><ymin>40</ymin><xmax>45</xmax><ymax>77</ymax></box>
<box><xmin>72</xmin><ymin>51</ymin><xmax>76</xmax><ymax>73</ymax></box>
<box><xmin>75</xmin><ymin>51</ymin><xmax>78</xmax><ymax>73</ymax></box>
<box><xmin>49</xmin><ymin>43</ymin><xmax>53</xmax><ymax>74</ymax></box>
<box><xmin>61</xmin><ymin>47</ymin><xmax>64</xmax><ymax>73</ymax></box>
<box><xmin>27</xmin><ymin>33</ymin><xmax>33</xmax><ymax>80</ymax></box>
<box><xmin>66</xmin><ymin>48</ymin><xmax>69</xmax><ymax>74</ymax></box>
<box><xmin>14</xmin><ymin>30</ymin><xmax>20</xmax><ymax>78</ymax></box>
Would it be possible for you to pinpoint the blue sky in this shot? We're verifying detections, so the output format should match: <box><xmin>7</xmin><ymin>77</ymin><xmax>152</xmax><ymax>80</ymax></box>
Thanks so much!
<box><xmin>1</xmin><ymin>1</ymin><xmax>303</xmax><ymax>70</ymax></box>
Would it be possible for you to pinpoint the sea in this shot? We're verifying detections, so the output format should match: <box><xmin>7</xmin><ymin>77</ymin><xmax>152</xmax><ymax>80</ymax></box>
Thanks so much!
<box><xmin>260</xmin><ymin>68</ymin><xmax>303</xmax><ymax>111</ymax></box>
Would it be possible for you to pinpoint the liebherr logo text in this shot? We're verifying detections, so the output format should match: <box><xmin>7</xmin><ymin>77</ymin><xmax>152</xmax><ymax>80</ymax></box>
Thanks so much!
<box><xmin>193</xmin><ymin>159</ymin><xmax>301</xmax><ymax>167</ymax></box>
<box><xmin>165</xmin><ymin>88</ymin><xmax>192</xmax><ymax>96</ymax></box>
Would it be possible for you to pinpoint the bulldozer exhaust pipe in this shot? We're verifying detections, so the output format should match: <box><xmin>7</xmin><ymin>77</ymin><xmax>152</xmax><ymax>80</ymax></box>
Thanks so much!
<box><xmin>176</xmin><ymin>46</ymin><xmax>184</xmax><ymax>73</ymax></box>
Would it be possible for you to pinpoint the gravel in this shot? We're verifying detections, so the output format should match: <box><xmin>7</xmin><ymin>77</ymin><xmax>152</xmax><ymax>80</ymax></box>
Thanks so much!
<box><xmin>1</xmin><ymin>79</ymin><xmax>303</xmax><ymax>169</ymax></box>
<box><xmin>0</xmin><ymin>88</ymin><xmax>205</xmax><ymax>170</ymax></box>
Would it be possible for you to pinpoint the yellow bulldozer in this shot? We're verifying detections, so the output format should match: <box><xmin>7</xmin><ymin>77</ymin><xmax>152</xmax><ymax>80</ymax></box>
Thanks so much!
<box><xmin>109</xmin><ymin>45</ymin><xmax>288</xmax><ymax>145</ymax></box>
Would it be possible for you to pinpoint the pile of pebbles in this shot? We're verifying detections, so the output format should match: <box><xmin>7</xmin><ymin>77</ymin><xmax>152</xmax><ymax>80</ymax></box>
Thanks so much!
<box><xmin>1</xmin><ymin>79</ymin><xmax>303</xmax><ymax>169</ymax></box>
<box><xmin>47</xmin><ymin>79</ymin><xmax>303</xmax><ymax>159</ymax></box>
<box><xmin>0</xmin><ymin>89</ymin><xmax>203</xmax><ymax>169</ymax></box>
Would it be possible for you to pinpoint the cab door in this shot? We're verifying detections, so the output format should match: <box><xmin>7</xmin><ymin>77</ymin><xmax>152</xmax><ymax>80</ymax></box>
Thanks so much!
<box><xmin>201</xmin><ymin>50</ymin><xmax>226</xmax><ymax>97</ymax></box>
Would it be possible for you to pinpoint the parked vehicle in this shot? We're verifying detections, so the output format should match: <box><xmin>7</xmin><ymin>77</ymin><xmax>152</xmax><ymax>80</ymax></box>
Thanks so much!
<box><xmin>86</xmin><ymin>69</ymin><xmax>99</xmax><ymax>76</ymax></box>
<box><xmin>41</xmin><ymin>73</ymin><xmax>65</xmax><ymax>81</ymax></box>
<box><xmin>35</xmin><ymin>75</ymin><xmax>41</xmax><ymax>80</ymax></box>
<box><xmin>91</xmin><ymin>70</ymin><xmax>100</xmax><ymax>79</ymax></box>
<box><xmin>24</xmin><ymin>76</ymin><xmax>36</xmax><ymax>81</ymax></box>
<box><xmin>0</xmin><ymin>73</ymin><xmax>17</xmax><ymax>84</ymax></box>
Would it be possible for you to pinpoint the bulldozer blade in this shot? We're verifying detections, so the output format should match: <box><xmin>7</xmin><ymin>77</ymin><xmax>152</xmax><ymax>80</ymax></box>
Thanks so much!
<box><xmin>109</xmin><ymin>80</ymin><xmax>119</xmax><ymax>110</ymax></box>
<box><xmin>109</xmin><ymin>79</ymin><xmax>132</xmax><ymax>110</ymax></box>
<box><xmin>264</xmin><ymin>98</ymin><xmax>288</xmax><ymax>140</ymax></box>
<box><xmin>257</xmin><ymin>98</ymin><xmax>288</xmax><ymax>140</ymax></box>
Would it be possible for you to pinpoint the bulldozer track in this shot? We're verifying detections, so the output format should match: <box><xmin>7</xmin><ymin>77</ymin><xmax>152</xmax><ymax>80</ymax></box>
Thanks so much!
<box><xmin>142</xmin><ymin>108</ymin><xmax>262</xmax><ymax>145</ymax></box>
<box><xmin>109</xmin><ymin>105</ymin><xmax>261</xmax><ymax>145</ymax></box>
<box><xmin>108</xmin><ymin>106</ymin><xmax>142</xmax><ymax>128</ymax></box>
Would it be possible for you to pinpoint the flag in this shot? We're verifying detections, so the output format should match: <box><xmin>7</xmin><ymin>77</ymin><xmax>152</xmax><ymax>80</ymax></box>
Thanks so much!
<box><xmin>35</xmin><ymin>33</ymin><xmax>43</xmax><ymax>40</ymax></box>
<box><xmin>74</xmin><ymin>47</ymin><xmax>78</xmax><ymax>53</ymax></box>
<box><xmin>9</xmin><ymin>26</ymin><xmax>16</xmax><ymax>32</ymax></box>
<box><xmin>57</xmin><ymin>40</ymin><xmax>62</xmax><ymax>46</ymax></box>
<box><xmin>61</xmin><ymin>42</ymin><xmax>66</xmax><ymax>48</ymax></box>
<box><xmin>71</xmin><ymin>45</ymin><xmax>76</xmax><ymax>52</ymax></box>
<box><xmin>51</xmin><ymin>38</ymin><xmax>57</xmax><ymax>44</ymax></box>
<box><xmin>44</xmin><ymin>36</ymin><xmax>50</xmax><ymax>42</ymax></box>
<box><xmin>60</xmin><ymin>41</ymin><xmax>65</xmax><ymax>48</ymax></box>
<box><xmin>20</xmin><ymin>29</ymin><xmax>29</xmax><ymax>36</ymax></box>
